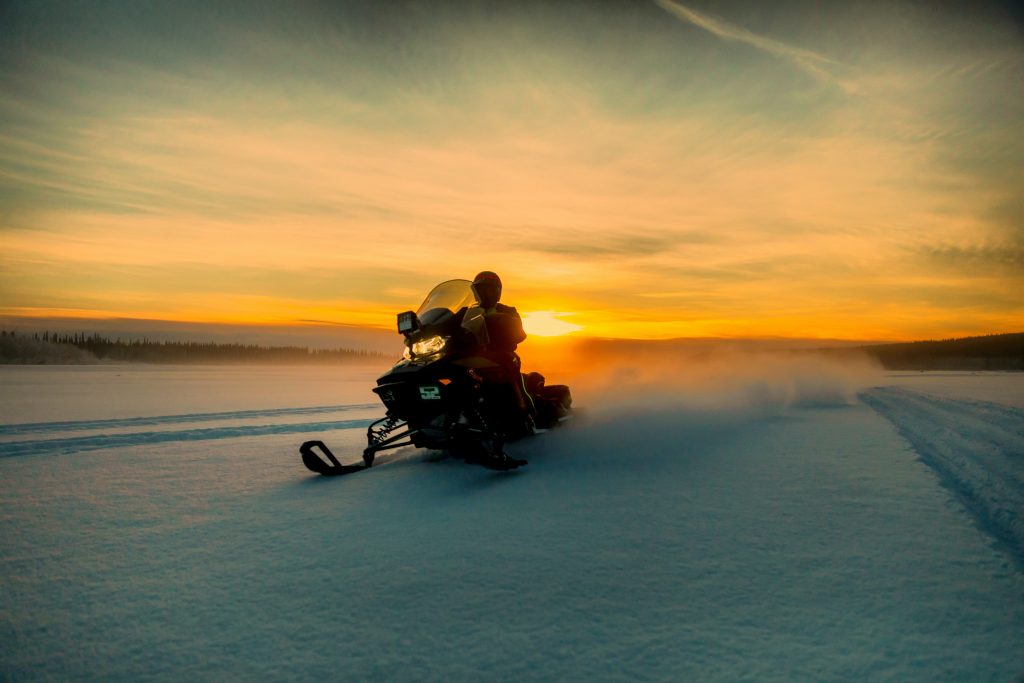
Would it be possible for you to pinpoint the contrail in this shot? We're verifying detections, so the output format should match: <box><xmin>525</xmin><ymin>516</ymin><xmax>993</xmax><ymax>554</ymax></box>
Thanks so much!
<box><xmin>654</xmin><ymin>0</ymin><xmax>840</xmax><ymax>86</ymax></box>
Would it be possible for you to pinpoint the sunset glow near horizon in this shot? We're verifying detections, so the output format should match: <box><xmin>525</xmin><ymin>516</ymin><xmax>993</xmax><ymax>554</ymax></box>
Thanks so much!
<box><xmin>2</xmin><ymin>1</ymin><xmax>1022</xmax><ymax>342</ymax></box>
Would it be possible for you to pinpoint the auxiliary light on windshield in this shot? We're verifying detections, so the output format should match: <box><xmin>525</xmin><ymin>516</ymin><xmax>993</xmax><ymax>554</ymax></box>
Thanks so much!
<box><xmin>397</xmin><ymin>310</ymin><xmax>418</xmax><ymax>335</ymax></box>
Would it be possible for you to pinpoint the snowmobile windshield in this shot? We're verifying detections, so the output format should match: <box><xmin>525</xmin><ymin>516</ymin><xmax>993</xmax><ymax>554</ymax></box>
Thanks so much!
<box><xmin>416</xmin><ymin>279</ymin><xmax>477</xmax><ymax>326</ymax></box>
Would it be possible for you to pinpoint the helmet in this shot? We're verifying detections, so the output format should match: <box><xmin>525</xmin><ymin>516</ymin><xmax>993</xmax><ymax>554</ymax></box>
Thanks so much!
<box><xmin>472</xmin><ymin>271</ymin><xmax>502</xmax><ymax>308</ymax></box>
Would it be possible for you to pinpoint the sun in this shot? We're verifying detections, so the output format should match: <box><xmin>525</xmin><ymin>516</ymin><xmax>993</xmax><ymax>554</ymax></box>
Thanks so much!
<box><xmin>520</xmin><ymin>311</ymin><xmax>583</xmax><ymax>337</ymax></box>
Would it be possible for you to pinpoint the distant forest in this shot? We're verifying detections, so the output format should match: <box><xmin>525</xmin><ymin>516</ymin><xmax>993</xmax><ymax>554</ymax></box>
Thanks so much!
<box><xmin>854</xmin><ymin>333</ymin><xmax>1024</xmax><ymax>371</ymax></box>
<box><xmin>0</xmin><ymin>330</ymin><xmax>388</xmax><ymax>365</ymax></box>
<box><xmin>2</xmin><ymin>329</ymin><xmax>1021</xmax><ymax>369</ymax></box>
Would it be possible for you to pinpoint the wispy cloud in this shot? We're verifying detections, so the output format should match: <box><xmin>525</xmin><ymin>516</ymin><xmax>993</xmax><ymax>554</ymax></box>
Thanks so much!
<box><xmin>654</xmin><ymin>0</ymin><xmax>843</xmax><ymax>88</ymax></box>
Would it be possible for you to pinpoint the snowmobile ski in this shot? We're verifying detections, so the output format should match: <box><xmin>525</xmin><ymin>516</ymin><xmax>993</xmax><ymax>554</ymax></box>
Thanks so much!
<box><xmin>299</xmin><ymin>440</ymin><xmax>369</xmax><ymax>476</ymax></box>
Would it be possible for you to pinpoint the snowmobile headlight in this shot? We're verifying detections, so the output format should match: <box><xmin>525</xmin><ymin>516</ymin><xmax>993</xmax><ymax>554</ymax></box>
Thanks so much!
<box><xmin>408</xmin><ymin>335</ymin><xmax>447</xmax><ymax>360</ymax></box>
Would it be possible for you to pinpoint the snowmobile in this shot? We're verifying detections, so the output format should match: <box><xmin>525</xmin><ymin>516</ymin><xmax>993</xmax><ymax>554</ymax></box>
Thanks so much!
<box><xmin>300</xmin><ymin>279</ymin><xmax>572</xmax><ymax>476</ymax></box>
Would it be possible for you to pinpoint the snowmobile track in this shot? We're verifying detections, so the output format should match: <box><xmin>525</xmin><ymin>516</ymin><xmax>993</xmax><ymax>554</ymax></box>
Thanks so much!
<box><xmin>862</xmin><ymin>386</ymin><xmax>1024</xmax><ymax>567</ymax></box>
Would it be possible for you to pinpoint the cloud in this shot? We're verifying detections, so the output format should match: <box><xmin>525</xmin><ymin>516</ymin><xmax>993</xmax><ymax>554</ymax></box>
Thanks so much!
<box><xmin>653</xmin><ymin>0</ymin><xmax>846</xmax><ymax>88</ymax></box>
<box><xmin>514</xmin><ymin>229</ymin><xmax>686</xmax><ymax>258</ymax></box>
<box><xmin>916</xmin><ymin>243</ymin><xmax>1024</xmax><ymax>276</ymax></box>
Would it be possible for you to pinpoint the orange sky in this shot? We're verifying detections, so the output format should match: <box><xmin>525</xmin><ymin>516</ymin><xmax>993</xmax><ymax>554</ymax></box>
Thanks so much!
<box><xmin>1</xmin><ymin>1</ymin><xmax>1022</xmax><ymax>341</ymax></box>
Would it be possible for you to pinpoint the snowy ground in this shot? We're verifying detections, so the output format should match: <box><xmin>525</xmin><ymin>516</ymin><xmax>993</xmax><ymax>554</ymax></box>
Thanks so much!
<box><xmin>1</xmin><ymin>364</ymin><xmax>1023</xmax><ymax>681</ymax></box>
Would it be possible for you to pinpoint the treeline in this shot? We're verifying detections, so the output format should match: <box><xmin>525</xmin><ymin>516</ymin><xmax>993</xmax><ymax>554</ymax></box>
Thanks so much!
<box><xmin>855</xmin><ymin>333</ymin><xmax>1024</xmax><ymax>371</ymax></box>
<box><xmin>0</xmin><ymin>330</ymin><xmax>96</xmax><ymax>364</ymax></box>
<box><xmin>0</xmin><ymin>330</ymin><xmax>388</xmax><ymax>365</ymax></box>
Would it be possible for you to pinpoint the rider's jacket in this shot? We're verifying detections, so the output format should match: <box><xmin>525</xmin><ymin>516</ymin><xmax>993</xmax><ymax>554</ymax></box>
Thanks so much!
<box><xmin>482</xmin><ymin>303</ymin><xmax>527</xmax><ymax>353</ymax></box>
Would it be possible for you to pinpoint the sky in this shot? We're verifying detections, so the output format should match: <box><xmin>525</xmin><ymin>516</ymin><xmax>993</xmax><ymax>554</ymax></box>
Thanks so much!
<box><xmin>1</xmin><ymin>0</ymin><xmax>1022</xmax><ymax>341</ymax></box>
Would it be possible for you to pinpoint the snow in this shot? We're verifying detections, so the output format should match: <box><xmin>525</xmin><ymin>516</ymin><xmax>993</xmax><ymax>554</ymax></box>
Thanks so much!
<box><xmin>862</xmin><ymin>385</ymin><xmax>1024</xmax><ymax>568</ymax></box>
<box><xmin>2</xmin><ymin>364</ymin><xmax>1023</xmax><ymax>681</ymax></box>
<box><xmin>879</xmin><ymin>371</ymin><xmax>1024</xmax><ymax>409</ymax></box>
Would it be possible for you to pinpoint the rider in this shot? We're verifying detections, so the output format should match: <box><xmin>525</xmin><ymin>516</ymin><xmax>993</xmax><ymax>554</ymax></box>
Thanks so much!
<box><xmin>469</xmin><ymin>271</ymin><xmax>535</xmax><ymax>427</ymax></box>
<box><xmin>471</xmin><ymin>271</ymin><xmax>524</xmax><ymax>350</ymax></box>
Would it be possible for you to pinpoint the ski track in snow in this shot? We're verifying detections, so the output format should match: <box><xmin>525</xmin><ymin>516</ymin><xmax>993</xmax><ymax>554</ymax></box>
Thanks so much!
<box><xmin>0</xmin><ymin>406</ymin><xmax>381</xmax><ymax>458</ymax></box>
<box><xmin>862</xmin><ymin>386</ymin><xmax>1024</xmax><ymax>565</ymax></box>
<box><xmin>0</xmin><ymin>403</ymin><xmax>379</xmax><ymax>436</ymax></box>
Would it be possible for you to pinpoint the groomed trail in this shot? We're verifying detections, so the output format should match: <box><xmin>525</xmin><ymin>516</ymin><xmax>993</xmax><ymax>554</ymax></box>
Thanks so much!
<box><xmin>862</xmin><ymin>386</ymin><xmax>1024</xmax><ymax>568</ymax></box>
<box><xmin>1</xmin><ymin>366</ymin><xmax>1023</xmax><ymax>681</ymax></box>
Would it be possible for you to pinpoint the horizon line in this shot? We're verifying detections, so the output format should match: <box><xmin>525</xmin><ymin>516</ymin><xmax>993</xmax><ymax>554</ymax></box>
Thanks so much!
<box><xmin>2</xmin><ymin>313</ymin><xmax>1022</xmax><ymax>347</ymax></box>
